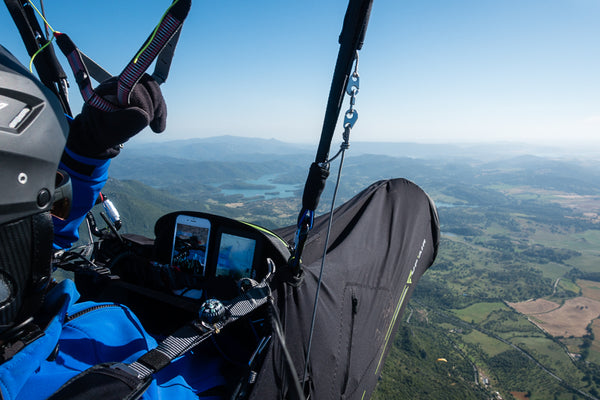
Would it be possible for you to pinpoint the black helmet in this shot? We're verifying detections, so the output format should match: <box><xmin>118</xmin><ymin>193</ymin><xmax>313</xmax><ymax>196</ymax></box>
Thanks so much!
<box><xmin>0</xmin><ymin>45</ymin><xmax>68</xmax><ymax>338</ymax></box>
<box><xmin>0</xmin><ymin>45</ymin><xmax>68</xmax><ymax>225</ymax></box>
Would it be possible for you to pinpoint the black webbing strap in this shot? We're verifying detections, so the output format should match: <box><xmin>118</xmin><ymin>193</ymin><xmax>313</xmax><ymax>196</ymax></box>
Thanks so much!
<box><xmin>128</xmin><ymin>323</ymin><xmax>213</xmax><ymax>379</ymax></box>
<box><xmin>299</xmin><ymin>163</ymin><xmax>330</xmax><ymax>224</ymax></box>
<box><xmin>151</xmin><ymin>29</ymin><xmax>182</xmax><ymax>85</ymax></box>
<box><xmin>116</xmin><ymin>0</ymin><xmax>191</xmax><ymax>105</ymax></box>
<box><xmin>4</xmin><ymin>0</ymin><xmax>72</xmax><ymax>115</ymax></box>
<box><xmin>55</xmin><ymin>33</ymin><xmax>120</xmax><ymax>112</ymax></box>
<box><xmin>128</xmin><ymin>281</ymin><xmax>271</xmax><ymax>380</ymax></box>
<box><xmin>313</xmin><ymin>0</ymin><xmax>373</xmax><ymax>165</ymax></box>
<box><xmin>291</xmin><ymin>0</ymin><xmax>373</xmax><ymax>276</ymax></box>
<box><xmin>53</xmin><ymin>0</ymin><xmax>191</xmax><ymax>111</ymax></box>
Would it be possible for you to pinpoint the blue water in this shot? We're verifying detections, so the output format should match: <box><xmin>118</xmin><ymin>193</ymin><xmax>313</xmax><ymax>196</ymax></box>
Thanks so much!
<box><xmin>436</xmin><ymin>202</ymin><xmax>477</xmax><ymax>208</ymax></box>
<box><xmin>218</xmin><ymin>174</ymin><xmax>301</xmax><ymax>200</ymax></box>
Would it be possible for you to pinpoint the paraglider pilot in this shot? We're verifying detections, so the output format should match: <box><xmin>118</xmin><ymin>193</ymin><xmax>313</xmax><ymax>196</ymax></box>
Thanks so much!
<box><xmin>0</xmin><ymin>45</ymin><xmax>224</xmax><ymax>399</ymax></box>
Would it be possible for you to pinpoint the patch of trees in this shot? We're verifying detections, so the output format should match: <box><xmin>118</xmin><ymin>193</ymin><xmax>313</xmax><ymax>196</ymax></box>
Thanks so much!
<box><xmin>443</xmin><ymin>185</ymin><xmax>511</xmax><ymax>207</ymax></box>
<box><xmin>481</xmin><ymin>310</ymin><xmax>538</xmax><ymax>334</ymax></box>
<box><xmin>520</xmin><ymin>245</ymin><xmax>581</xmax><ymax>264</ymax></box>
<box><xmin>567</xmin><ymin>268</ymin><xmax>600</xmax><ymax>283</ymax></box>
<box><xmin>449</xmin><ymin>226</ymin><xmax>485</xmax><ymax>236</ymax></box>
<box><xmin>488</xmin><ymin>349</ymin><xmax>534</xmax><ymax>389</ymax></box>
<box><xmin>473</xmin><ymin>234</ymin><xmax>517</xmax><ymax>254</ymax></box>
<box><xmin>580</xmin><ymin>324</ymin><xmax>595</xmax><ymax>361</ymax></box>
<box><xmin>484</xmin><ymin>265</ymin><xmax>552</xmax><ymax>301</ymax></box>
<box><xmin>581</xmin><ymin>362</ymin><xmax>600</xmax><ymax>388</ymax></box>
<box><xmin>374</xmin><ymin>322</ymin><xmax>488</xmax><ymax>400</ymax></box>
<box><xmin>413</xmin><ymin>276</ymin><xmax>476</xmax><ymax>309</ymax></box>
<box><xmin>470</xmin><ymin>237</ymin><xmax>577</xmax><ymax>266</ymax></box>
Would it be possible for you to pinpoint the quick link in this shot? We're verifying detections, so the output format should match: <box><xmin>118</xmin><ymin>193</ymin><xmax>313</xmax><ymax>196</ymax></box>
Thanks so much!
<box><xmin>343</xmin><ymin>51</ymin><xmax>360</xmax><ymax>130</ymax></box>
<box><xmin>330</xmin><ymin>52</ymin><xmax>360</xmax><ymax>161</ymax></box>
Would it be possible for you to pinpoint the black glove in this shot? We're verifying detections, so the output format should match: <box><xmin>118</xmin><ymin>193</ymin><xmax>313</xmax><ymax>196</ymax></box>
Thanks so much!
<box><xmin>66</xmin><ymin>74</ymin><xmax>167</xmax><ymax>159</ymax></box>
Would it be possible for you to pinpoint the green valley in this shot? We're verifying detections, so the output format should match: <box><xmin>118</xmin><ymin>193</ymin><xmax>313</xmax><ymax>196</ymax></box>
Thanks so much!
<box><xmin>91</xmin><ymin>137</ymin><xmax>600</xmax><ymax>399</ymax></box>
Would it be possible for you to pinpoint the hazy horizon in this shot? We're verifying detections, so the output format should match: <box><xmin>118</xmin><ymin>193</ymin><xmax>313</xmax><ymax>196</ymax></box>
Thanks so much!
<box><xmin>122</xmin><ymin>134</ymin><xmax>600</xmax><ymax>161</ymax></box>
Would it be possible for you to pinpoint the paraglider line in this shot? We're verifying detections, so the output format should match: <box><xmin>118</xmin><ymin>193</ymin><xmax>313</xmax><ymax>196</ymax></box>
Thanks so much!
<box><xmin>28</xmin><ymin>38</ymin><xmax>54</xmax><ymax>73</ymax></box>
<box><xmin>25</xmin><ymin>0</ymin><xmax>60</xmax><ymax>73</ymax></box>
<box><xmin>301</xmin><ymin>148</ymin><xmax>347</xmax><ymax>388</ymax></box>
<box><xmin>26</xmin><ymin>0</ymin><xmax>56</xmax><ymax>33</ymax></box>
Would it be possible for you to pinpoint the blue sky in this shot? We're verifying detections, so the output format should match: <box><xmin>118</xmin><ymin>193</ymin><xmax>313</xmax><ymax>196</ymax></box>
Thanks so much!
<box><xmin>2</xmin><ymin>1</ymin><xmax>599</xmax><ymax>144</ymax></box>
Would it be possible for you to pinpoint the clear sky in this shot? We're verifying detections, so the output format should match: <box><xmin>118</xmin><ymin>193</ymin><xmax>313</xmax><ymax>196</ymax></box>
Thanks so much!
<box><xmin>1</xmin><ymin>1</ymin><xmax>599</xmax><ymax>145</ymax></box>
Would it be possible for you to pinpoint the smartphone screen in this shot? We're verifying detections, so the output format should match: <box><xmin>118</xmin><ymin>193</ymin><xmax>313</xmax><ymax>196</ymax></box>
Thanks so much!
<box><xmin>171</xmin><ymin>215</ymin><xmax>211</xmax><ymax>276</ymax></box>
<box><xmin>216</xmin><ymin>233</ymin><xmax>256</xmax><ymax>280</ymax></box>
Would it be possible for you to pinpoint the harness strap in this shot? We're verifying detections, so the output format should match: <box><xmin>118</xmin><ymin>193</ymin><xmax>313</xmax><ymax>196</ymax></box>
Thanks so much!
<box><xmin>128</xmin><ymin>281</ymin><xmax>271</xmax><ymax>379</ymax></box>
<box><xmin>54</xmin><ymin>33</ymin><xmax>119</xmax><ymax>112</ymax></box>
<box><xmin>117</xmin><ymin>0</ymin><xmax>191</xmax><ymax>105</ymax></box>
<box><xmin>53</xmin><ymin>0</ymin><xmax>191</xmax><ymax>112</ymax></box>
<box><xmin>151</xmin><ymin>29</ymin><xmax>182</xmax><ymax>85</ymax></box>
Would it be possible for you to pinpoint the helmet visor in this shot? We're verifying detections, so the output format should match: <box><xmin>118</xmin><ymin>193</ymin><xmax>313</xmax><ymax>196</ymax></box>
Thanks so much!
<box><xmin>51</xmin><ymin>170</ymin><xmax>72</xmax><ymax>220</ymax></box>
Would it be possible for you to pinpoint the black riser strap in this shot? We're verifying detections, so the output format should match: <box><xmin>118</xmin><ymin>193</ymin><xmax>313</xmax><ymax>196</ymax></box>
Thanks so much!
<box><xmin>54</xmin><ymin>33</ymin><xmax>119</xmax><ymax>112</ymax></box>
<box><xmin>314</xmin><ymin>0</ymin><xmax>373</xmax><ymax>164</ymax></box>
<box><xmin>117</xmin><ymin>0</ymin><xmax>191</xmax><ymax>105</ymax></box>
<box><xmin>300</xmin><ymin>162</ymin><xmax>330</xmax><ymax>219</ymax></box>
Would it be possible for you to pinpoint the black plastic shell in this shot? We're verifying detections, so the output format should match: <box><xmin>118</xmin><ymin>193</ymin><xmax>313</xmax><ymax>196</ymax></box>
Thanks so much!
<box><xmin>0</xmin><ymin>45</ymin><xmax>69</xmax><ymax>225</ymax></box>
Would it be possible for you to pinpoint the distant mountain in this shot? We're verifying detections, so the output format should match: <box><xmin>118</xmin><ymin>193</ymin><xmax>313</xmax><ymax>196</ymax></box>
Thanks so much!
<box><xmin>111</xmin><ymin>155</ymin><xmax>302</xmax><ymax>186</ymax></box>
<box><xmin>123</xmin><ymin>135</ymin><xmax>314</xmax><ymax>162</ymax></box>
<box><xmin>122</xmin><ymin>135</ymin><xmax>600</xmax><ymax>162</ymax></box>
<box><xmin>110</xmin><ymin>138</ymin><xmax>600</xmax><ymax>212</ymax></box>
<box><xmin>476</xmin><ymin>155</ymin><xmax>600</xmax><ymax>195</ymax></box>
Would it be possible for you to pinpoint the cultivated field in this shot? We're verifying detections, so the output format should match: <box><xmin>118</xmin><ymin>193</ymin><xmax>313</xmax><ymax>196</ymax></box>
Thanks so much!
<box><xmin>579</xmin><ymin>279</ymin><xmax>600</xmax><ymax>301</ymax></box>
<box><xmin>453</xmin><ymin>302</ymin><xmax>507</xmax><ymax>324</ymax></box>
<box><xmin>507</xmin><ymin>298</ymin><xmax>560</xmax><ymax>315</ymax></box>
<box><xmin>523</xmin><ymin>297</ymin><xmax>600</xmax><ymax>337</ymax></box>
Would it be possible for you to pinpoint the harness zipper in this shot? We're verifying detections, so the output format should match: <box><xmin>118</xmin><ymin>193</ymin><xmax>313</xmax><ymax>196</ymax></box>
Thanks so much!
<box><xmin>65</xmin><ymin>304</ymin><xmax>122</xmax><ymax>322</ymax></box>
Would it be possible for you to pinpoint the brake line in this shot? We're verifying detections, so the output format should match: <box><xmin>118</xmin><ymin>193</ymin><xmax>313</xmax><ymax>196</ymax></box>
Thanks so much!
<box><xmin>24</xmin><ymin>0</ymin><xmax>58</xmax><ymax>73</ymax></box>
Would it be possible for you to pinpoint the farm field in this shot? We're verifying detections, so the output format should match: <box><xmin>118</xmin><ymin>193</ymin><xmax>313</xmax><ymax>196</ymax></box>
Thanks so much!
<box><xmin>507</xmin><ymin>299</ymin><xmax>560</xmax><ymax>315</ymax></box>
<box><xmin>513</xmin><ymin>297</ymin><xmax>600</xmax><ymax>337</ymax></box>
<box><xmin>579</xmin><ymin>279</ymin><xmax>600</xmax><ymax>301</ymax></box>
<box><xmin>462</xmin><ymin>330</ymin><xmax>512</xmax><ymax>358</ymax></box>
<box><xmin>453</xmin><ymin>302</ymin><xmax>508</xmax><ymax>324</ymax></box>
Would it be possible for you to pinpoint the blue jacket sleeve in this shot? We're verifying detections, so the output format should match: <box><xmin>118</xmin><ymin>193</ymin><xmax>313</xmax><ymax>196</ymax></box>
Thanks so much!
<box><xmin>52</xmin><ymin>147</ymin><xmax>111</xmax><ymax>250</ymax></box>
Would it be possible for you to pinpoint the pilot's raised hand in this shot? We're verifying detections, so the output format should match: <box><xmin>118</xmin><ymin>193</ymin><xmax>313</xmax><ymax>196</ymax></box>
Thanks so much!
<box><xmin>66</xmin><ymin>74</ymin><xmax>167</xmax><ymax>159</ymax></box>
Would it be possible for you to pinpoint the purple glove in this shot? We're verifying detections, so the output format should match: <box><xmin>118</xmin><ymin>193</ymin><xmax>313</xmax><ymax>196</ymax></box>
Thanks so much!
<box><xmin>67</xmin><ymin>74</ymin><xmax>167</xmax><ymax>159</ymax></box>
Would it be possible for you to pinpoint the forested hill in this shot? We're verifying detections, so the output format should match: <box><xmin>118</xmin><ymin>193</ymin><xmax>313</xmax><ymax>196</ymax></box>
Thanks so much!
<box><xmin>99</xmin><ymin>136</ymin><xmax>600</xmax><ymax>399</ymax></box>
